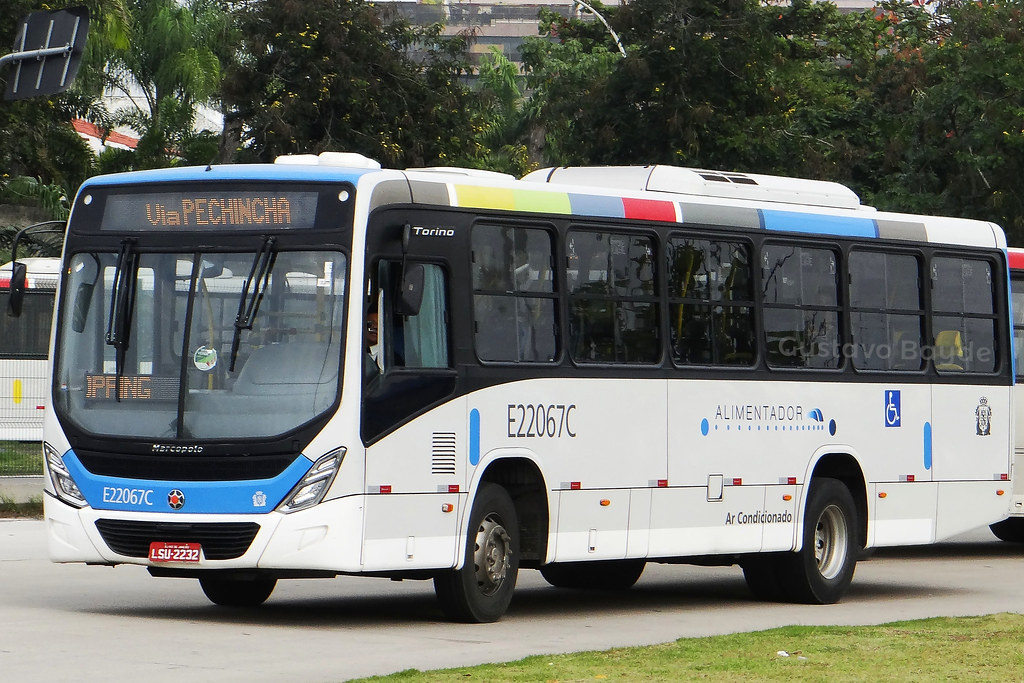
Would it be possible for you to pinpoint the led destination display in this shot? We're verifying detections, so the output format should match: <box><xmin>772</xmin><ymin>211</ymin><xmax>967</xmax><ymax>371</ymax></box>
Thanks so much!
<box><xmin>100</xmin><ymin>191</ymin><xmax>319</xmax><ymax>231</ymax></box>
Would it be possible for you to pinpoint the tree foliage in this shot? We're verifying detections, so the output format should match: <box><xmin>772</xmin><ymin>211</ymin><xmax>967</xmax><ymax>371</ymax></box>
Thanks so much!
<box><xmin>98</xmin><ymin>0</ymin><xmax>228</xmax><ymax>170</ymax></box>
<box><xmin>863</xmin><ymin>0</ymin><xmax>1024</xmax><ymax>244</ymax></box>
<box><xmin>222</xmin><ymin>0</ymin><xmax>479</xmax><ymax>167</ymax></box>
<box><xmin>6</xmin><ymin>0</ymin><xmax>1024</xmax><ymax>242</ymax></box>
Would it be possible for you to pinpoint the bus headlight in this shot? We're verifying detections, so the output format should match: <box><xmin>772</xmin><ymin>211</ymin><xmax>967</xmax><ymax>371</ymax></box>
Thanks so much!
<box><xmin>277</xmin><ymin>448</ymin><xmax>345</xmax><ymax>514</ymax></box>
<box><xmin>44</xmin><ymin>442</ymin><xmax>87</xmax><ymax>508</ymax></box>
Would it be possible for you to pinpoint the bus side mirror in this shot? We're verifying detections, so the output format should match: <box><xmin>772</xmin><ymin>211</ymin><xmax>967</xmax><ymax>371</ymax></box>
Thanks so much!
<box><xmin>396</xmin><ymin>264</ymin><xmax>424</xmax><ymax>316</ymax></box>
<box><xmin>6</xmin><ymin>262</ymin><xmax>27</xmax><ymax>317</ymax></box>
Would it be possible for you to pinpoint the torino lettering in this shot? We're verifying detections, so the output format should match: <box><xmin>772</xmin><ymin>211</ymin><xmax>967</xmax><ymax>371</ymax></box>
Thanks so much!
<box><xmin>412</xmin><ymin>226</ymin><xmax>455</xmax><ymax>237</ymax></box>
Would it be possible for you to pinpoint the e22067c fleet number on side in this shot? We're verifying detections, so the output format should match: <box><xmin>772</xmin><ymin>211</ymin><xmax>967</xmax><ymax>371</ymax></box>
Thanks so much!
<box><xmin>507</xmin><ymin>403</ymin><xmax>577</xmax><ymax>438</ymax></box>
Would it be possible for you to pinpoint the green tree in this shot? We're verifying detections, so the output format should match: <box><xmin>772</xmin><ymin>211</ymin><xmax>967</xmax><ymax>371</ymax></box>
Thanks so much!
<box><xmin>862</xmin><ymin>0</ymin><xmax>1024</xmax><ymax>244</ymax></box>
<box><xmin>519</xmin><ymin>5</ymin><xmax>627</xmax><ymax>166</ymax></box>
<box><xmin>99</xmin><ymin>0</ymin><xmax>228</xmax><ymax>170</ymax></box>
<box><xmin>222</xmin><ymin>0</ymin><xmax>478</xmax><ymax>167</ymax></box>
<box><xmin>472</xmin><ymin>47</ymin><xmax>535</xmax><ymax>175</ymax></box>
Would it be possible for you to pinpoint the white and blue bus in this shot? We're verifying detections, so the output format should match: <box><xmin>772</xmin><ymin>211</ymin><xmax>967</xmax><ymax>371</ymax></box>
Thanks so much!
<box><xmin>34</xmin><ymin>154</ymin><xmax>1013</xmax><ymax>621</ymax></box>
<box><xmin>1</xmin><ymin>257</ymin><xmax>60</xmax><ymax>441</ymax></box>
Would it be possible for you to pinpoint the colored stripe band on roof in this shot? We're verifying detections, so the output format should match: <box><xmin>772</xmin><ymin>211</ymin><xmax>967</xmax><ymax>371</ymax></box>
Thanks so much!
<box><xmin>568</xmin><ymin>193</ymin><xmax>625</xmax><ymax>219</ymax></box>
<box><xmin>762</xmin><ymin>210</ymin><xmax>878</xmax><ymax>238</ymax></box>
<box><xmin>622</xmin><ymin>197</ymin><xmax>678</xmax><ymax>222</ymax></box>
<box><xmin>453</xmin><ymin>184</ymin><xmax>679</xmax><ymax>222</ymax></box>
<box><xmin>1006</xmin><ymin>249</ymin><xmax>1024</xmax><ymax>271</ymax></box>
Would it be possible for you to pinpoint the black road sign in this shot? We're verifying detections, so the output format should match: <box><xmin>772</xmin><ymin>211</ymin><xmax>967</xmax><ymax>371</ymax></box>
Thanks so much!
<box><xmin>1</xmin><ymin>6</ymin><xmax>89</xmax><ymax>101</ymax></box>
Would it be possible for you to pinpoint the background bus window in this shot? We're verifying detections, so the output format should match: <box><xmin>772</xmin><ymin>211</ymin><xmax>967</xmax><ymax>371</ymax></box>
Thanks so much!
<box><xmin>471</xmin><ymin>225</ymin><xmax>557</xmax><ymax>363</ymax></box>
<box><xmin>849</xmin><ymin>250</ymin><xmax>923</xmax><ymax>371</ymax></box>
<box><xmin>1012</xmin><ymin>276</ymin><xmax>1024</xmax><ymax>380</ymax></box>
<box><xmin>762</xmin><ymin>244</ymin><xmax>840</xmax><ymax>369</ymax></box>
<box><xmin>931</xmin><ymin>256</ymin><xmax>997</xmax><ymax>373</ymax></box>
<box><xmin>567</xmin><ymin>230</ymin><xmax>659</xmax><ymax>364</ymax></box>
<box><xmin>666</xmin><ymin>236</ymin><xmax>755</xmax><ymax>366</ymax></box>
<box><xmin>0</xmin><ymin>291</ymin><xmax>53</xmax><ymax>359</ymax></box>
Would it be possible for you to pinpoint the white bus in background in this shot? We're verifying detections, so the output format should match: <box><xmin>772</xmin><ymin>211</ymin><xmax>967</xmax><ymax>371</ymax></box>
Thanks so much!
<box><xmin>1</xmin><ymin>257</ymin><xmax>60</xmax><ymax>441</ymax></box>
<box><xmin>32</xmin><ymin>155</ymin><xmax>1014</xmax><ymax>622</ymax></box>
<box><xmin>991</xmin><ymin>247</ymin><xmax>1024</xmax><ymax>542</ymax></box>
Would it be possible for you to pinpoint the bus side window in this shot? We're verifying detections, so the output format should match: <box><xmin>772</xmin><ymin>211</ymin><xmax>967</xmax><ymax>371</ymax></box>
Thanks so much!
<box><xmin>931</xmin><ymin>256</ymin><xmax>997</xmax><ymax>373</ymax></box>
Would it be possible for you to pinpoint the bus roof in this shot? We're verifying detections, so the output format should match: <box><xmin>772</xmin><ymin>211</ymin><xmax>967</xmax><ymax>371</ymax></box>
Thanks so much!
<box><xmin>72</xmin><ymin>155</ymin><xmax>1007</xmax><ymax>250</ymax></box>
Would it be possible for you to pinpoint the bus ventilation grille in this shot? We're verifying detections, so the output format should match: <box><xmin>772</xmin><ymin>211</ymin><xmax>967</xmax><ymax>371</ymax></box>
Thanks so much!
<box><xmin>94</xmin><ymin>520</ymin><xmax>260</xmax><ymax>560</ymax></box>
<box><xmin>431</xmin><ymin>432</ymin><xmax>457</xmax><ymax>475</ymax></box>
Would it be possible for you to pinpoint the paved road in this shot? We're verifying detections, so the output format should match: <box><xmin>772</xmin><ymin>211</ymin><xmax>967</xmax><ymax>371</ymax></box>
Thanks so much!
<box><xmin>1</xmin><ymin>519</ymin><xmax>1021</xmax><ymax>682</ymax></box>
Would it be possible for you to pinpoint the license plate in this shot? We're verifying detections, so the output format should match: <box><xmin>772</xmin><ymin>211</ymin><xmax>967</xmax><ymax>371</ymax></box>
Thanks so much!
<box><xmin>148</xmin><ymin>541</ymin><xmax>201</xmax><ymax>563</ymax></box>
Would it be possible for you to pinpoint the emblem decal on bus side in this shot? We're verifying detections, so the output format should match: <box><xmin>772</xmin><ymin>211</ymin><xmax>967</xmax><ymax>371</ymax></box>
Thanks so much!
<box><xmin>976</xmin><ymin>397</ymin><xmax>992</xmax><ymax>436</ymax></box>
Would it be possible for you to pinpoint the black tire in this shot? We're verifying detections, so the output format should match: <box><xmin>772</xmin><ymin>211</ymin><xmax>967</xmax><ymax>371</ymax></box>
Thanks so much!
<box><xmin>779</xmin><ymin>477</ymin><xmax>859</xmax><ymax>604</ymax></box>
<box><xmin>990</xmin><ymin>517</ymin><xmax>1024</xmax><ymax>543</ymax></box>
<box><xmin>740</xmin><ymin>555</ymin><xmax>787</xmax><ymax>602</ymax></box>
<box><xmin>434</xmin><ymin>483</ymin><xmax>519</xmax><ymax>623</ymax></box>
<box><xmin>540</xmin><ymin>560</ymin><xmax>645</xmax><ymax>590</ymax></box>
<box><xmin>199</xmin><ymin>575</ymin><xmax>277</xmax><ymax>607</ymax></box>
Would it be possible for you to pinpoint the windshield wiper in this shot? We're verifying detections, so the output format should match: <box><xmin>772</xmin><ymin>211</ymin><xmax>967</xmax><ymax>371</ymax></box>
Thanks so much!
<box><xmin>229</xmin><ymin>236</ymin><xmax>277</xmax><ymax>372</ymax></box>
<box><xmin>104</xmin><ymin>238</ymin><xmax>139</xmax><ymax>401</ymax></box>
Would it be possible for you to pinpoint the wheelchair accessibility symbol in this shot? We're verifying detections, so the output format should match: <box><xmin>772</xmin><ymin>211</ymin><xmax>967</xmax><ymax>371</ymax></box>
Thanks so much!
<box><xmin>885</xmin><ymin>390</ymin><xmax>901</xmax><ymax>428</ymax></box>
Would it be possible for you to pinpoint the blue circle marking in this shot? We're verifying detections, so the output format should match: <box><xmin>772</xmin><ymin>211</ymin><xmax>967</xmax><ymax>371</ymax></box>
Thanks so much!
<box><xmin>700</xmin><ymin>418</ymin><xmax>709</xmax><ymax>436</ymax></box>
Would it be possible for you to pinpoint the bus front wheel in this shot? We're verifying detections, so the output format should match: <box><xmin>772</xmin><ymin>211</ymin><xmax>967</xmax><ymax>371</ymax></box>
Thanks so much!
<box><xmin>434</xmin><ymin>483</ymin><xmax>520</xmax><ymax>623</ymax></box>
<box><xmin>781</xmin><ymin>477</ymin><xmax>858</xmax><ymax>604</ymax></box>
<box><xmin>199</xmin><ymin>575</ymin><xmax>277</xmax><ymax>607</ymax></box>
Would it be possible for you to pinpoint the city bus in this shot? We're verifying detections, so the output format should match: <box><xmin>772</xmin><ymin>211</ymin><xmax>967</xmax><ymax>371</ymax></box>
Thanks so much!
<box><xmin>991</xmin><ymin>247</ymin><xmax>1024</xmax><ymax>542</ymax></box>
<box><xmin>1</xmin><ymin>257</ymin><xmax>60</xmax><ymax>441</ymax></box>
<box><xmin>32</xmin><ymin>154</ymin><xmax>1013</xmax><ymax>622</ymax></box>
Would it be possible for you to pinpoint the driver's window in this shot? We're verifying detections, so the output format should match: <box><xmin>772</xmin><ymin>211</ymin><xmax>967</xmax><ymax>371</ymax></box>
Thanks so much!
<box><xmin>373</xmin><ymin>261</ymin><xmax>450</xmax><ymax>371</ymax></box>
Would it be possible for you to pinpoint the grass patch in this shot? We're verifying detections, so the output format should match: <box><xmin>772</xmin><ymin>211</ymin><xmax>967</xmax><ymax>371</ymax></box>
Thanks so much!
<box><xmin>0</xmin><ymin>440</ymin><xmax>43</xmax><ymax>476</ymax></box>
<box><xmin>350</xmin><ymin>613</ymin><xmax>1024</xmax><ymax>682</ymax></box>
<box><xmin>0</xmin><ymin>493</ymin><xmax>43</xmax><ymax>517</ymax></box>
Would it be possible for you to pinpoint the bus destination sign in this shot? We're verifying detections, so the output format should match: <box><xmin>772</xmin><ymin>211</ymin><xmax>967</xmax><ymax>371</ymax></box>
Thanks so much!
<box><xmin>100</xmin><ymin>191</ymin><xmax>319</xmax><ymax>231</ymax></box>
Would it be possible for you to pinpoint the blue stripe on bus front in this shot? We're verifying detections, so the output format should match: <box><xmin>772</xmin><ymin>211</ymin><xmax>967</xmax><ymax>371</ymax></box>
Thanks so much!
<box><xmin>63</xmin><ymin>450</ymin><xmax>312</xmax><ymax>514</ymax></box>
<box><xmin>761</xmin><ymin>210</ymin><xmax>879</xmax><ymax>238</ymax></box>
<box><xmin>80</xmin><ymin>164</ymin><xmax>375</xmax><ymax>187</ymax></box>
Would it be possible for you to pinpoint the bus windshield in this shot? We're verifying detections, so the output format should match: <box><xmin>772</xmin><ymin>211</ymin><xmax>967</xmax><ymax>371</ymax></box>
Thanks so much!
<box><xmin>53</xmin><ymin>249</ymin><xmax>346</xmax><ymax>440</ymax></box>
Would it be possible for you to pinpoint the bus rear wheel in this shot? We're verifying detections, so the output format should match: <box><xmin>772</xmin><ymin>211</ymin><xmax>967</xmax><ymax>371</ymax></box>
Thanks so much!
<box><xmin>540</xmin><ymin>560</ymin><xmax>646</xmax><ymax>590</ymax></box>
<box><xmin>780</xmin><ymin>477</ymin><xmax>858</xmax><ymax>604</ymax></box>
<box><xmin>199</xmin><ymin>575</ymin><xmax>277</xmax><ymax>607</ymax></box>
<box><xmin>434</xmin><ymin>483</ymin><xmax>519</xmax><ymax>623</ymax></box>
